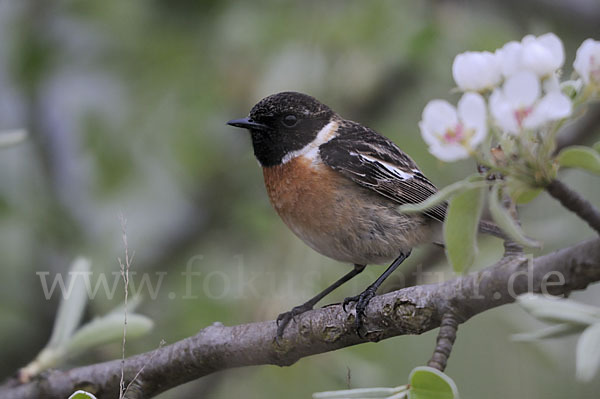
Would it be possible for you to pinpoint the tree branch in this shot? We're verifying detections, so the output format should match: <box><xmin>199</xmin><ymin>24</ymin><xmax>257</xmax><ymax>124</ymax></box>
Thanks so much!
<box><xmin>546</xmin><ymin>179</ymin><xmax>600</xmax><ymax>235</ymax></box>
<box><xmin>2</xmin><ymin>238</ymin><xmax>599</xmax><ymax>399</ymax></box>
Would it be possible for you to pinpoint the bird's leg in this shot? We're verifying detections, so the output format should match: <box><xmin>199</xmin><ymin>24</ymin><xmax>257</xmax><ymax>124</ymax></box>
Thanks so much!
<box><xmin>276</xmin><ymin>263</ymin><xmax>366</xmax><ymax>339</ymax></box>
<box><xmin>343</xmin><ymin>251</ymin><xmax>411</xmax><ymax>335</ymax></box>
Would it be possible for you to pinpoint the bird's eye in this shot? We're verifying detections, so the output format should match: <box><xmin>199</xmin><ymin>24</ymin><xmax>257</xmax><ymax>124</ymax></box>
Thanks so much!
<box><xmin>282</xmin><ymin>114</ymin><xmax>298</xmax><ymax>128</ymax></box>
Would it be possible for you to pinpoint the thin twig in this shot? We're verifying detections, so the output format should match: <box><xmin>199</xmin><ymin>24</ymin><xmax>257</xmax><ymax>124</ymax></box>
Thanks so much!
<box><xmin>427</xmin><ymin>312</ymin><xmax>459</xmax><ymax>372</ymax></box>
<box><xmin>118</xmin><ymin>214</ymin><xmax>135</xmax><ymax>399</ymax></box>
<box><xmin>546</xmin><ymin>179</ymin><xmax>600</xmax><ymax>235</ymax></box>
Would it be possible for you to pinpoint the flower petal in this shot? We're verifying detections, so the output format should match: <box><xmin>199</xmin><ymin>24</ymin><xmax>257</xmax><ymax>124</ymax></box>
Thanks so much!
<box><xmin>574</xmin><ymin>39</ymin><xmax>594</xmax><ymax>83</ymax></box>
<box><xmin>457</xmin><ymin>92</ymin><xmax>487</xmax><ymax>146</ymax></box>
<box><xmin>538</xmin><ymin>33</ymin><xmax>565</xmax><ymax>69</ymax></box>
<box><xmin>521</xmin><ymin>43</ymin><xmax>554</xmax><ymax>76</ymax></box>
<box><xmin>543</xmin><ymin>73</ymin><xmax>561</xmax><ymax>93</ymax></box>
<box><xmin>496</xmin><ymin>41</ymin><xmax>523</xmax><ymax>77</ymax></box>
<box><xmin>490</xmin><ymin>89</ymin><xmax>519</xmax><ymax>135</ymax></box>
<box><xmin>504</xmin><ymin>71</ymin><xmax>540</xmax><ymax>107</ymax></box>
<box><xmin>452</xmin><ymin>51</ymin><xmax>501</xmax><ymax>91</ymax></box>
<box><xmin>498</xmin><ymin>33</ymin><xmax>565</xmax><ymax>78</ymax></box>
<box><xmin>539</xmin><ymin>92</ymin><xmax>572</xmax><ymax>119</ymax></box>
<box><xmin>429</xmin><ymin>142</ymin><xmax>470</xmax><ymax>162</ymax></box>
<box><xmin>420</xmin><ymin>99</ymin><xmax>458</xmax><ymax>146</ymax></box>
<box><xmin>574</xmin><ymin>38</ymin><xmax>600</xmax><ymax>85</ymax></box>
<box><xmin>520</xmin><ymin>33</ymin><xmax>564</xmax><ymax>76</ymax></box>
<box><xmin>419</xmin><ymin>121</ymin><xmax>437</xmax><ymax>147</ymax></box>
<box><xmin>523</xmin><ymin>92</ymin><xmax>572</xmax><ymax>129</ymax></box>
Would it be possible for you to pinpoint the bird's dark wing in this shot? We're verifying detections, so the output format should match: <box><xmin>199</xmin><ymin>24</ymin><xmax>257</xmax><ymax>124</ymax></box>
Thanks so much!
<box><xmin>319</xmin><ymin>120</ymin><xmax>446</xmax><ymax>222</ymax></box>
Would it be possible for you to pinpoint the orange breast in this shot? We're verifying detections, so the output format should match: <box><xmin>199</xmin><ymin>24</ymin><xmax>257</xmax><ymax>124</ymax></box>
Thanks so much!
<box><xmin>263</xmin><ymin>156</ymin><xmax>342</xmax><ymax>236</ymax></box>
<box><xmin>262</xmin><ymin>155</ymin><xmax>432</xmax><ymax>265</ymax></box>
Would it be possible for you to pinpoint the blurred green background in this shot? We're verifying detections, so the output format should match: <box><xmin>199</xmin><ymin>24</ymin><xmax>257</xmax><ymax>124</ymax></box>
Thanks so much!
<box><xmin>1</xmin><ymin>0</ymin><xmax>600</xmax><ymax>398</ymax></box>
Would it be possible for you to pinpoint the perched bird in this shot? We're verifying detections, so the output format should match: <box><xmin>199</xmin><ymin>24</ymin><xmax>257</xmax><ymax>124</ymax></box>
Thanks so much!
<box><xmin>227</xmin><ymin>91</ymin><xmax>482</xmax><ymax>338</ymax></box>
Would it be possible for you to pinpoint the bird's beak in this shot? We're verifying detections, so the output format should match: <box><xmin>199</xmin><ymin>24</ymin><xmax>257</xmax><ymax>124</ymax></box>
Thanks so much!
<box><xmin>226</xmin><ymin>117</ymin><xmax>270</xmax><ymax>131</ymax></box>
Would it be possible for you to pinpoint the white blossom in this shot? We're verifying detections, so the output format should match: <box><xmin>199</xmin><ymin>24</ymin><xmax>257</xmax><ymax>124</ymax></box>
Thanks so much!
<box><xmin>542</xmin><ymin>72</ymin><xmax>561</xmax><ymax>93</ymax></box>
<box><xmin>573</xmin><ymin>38</ymin><xmax>600</xmax><ymax>86</ymax></box>
<box><xmin>489</xmin><ymin>71</ymin><xmax>571</xmax><ymax>135</ymax></box>
<box><xmin>419</xmin><ymin>93</ymin><xmax>487</xmax><ymax>162</ymax></box>
<box><xmin>452</xmin><ymin>51</ymin><xmax>502</xmax><ymax>91</ymax></box>
<box><xmin>496</xmin><ymin>33</ymin><xmax>564</xmax><ymax>78</ymax></box>
<box><xmin>496</xmin><ymin>41</ymin><xmax>523</xmax><ymax>78</ymax></box>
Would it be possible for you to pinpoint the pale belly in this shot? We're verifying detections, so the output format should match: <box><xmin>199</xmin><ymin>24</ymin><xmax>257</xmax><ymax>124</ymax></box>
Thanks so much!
<box><xmin>263</xmin><ymin>156</ymin><xmax>434</xmax><ymax>265</ymax></box>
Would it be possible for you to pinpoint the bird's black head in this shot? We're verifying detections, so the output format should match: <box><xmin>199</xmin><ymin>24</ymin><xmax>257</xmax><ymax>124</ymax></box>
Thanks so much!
<box><xmin>227</xmin><ymin>91</ymin><xmax>335</xmax><ymax>167</ymax></box>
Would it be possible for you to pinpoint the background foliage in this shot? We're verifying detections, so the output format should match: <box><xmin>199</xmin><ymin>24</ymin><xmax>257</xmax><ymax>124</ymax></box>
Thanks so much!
<box><xmin>1</xmin><ymin>1</ymin><xmax>599</xmax><ymax>397</ymax></box>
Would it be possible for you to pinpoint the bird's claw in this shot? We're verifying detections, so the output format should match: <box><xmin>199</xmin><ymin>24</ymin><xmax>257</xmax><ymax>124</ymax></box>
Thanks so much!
<box><xmin>343</xmin><ymin>288</ymin><xmax>377</xmax><ymax>336</ymax></box>
<box><xmin>275</xmin><ymin>303</ymin><xmax>313</xmax><ymax>339</ymax></box>
<box><xmin>342</xmin><ymin>295</ymin><xmax>356</xmax><ymax>312</ymax></box>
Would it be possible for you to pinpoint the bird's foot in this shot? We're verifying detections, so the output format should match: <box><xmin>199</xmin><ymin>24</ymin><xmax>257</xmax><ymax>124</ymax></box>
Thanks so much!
<box><xmin>343</xmin><ymin>287</ymin><xmax>377</xmax><ymax>336</ymax></box>
<box><xmin>276</xmin><ymin>302</ymin><xmax>314</xmax><ymax>339</ymax></box>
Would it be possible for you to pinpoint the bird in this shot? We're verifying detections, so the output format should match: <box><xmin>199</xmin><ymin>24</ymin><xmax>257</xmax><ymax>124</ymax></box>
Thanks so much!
<box><xmin>227</xmin><ymin>91</ymin><xmax>491</xmax><ymax>338</ymax></box>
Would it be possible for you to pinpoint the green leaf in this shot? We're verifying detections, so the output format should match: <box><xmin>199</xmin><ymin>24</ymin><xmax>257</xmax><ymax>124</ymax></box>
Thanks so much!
<box><xmin>514</xmin><ymin>188</ymin><xmax>542</xmax><ymax>204</ymax></box>
<box><xmin>312</xmin><ymin>368</ymin><xmax>459</xmax><ymax>399</ymax></box>
<box><xmin>576</xmin><ymin>323</ymin><xmax>600</xmax><ymax>382</ymax></box>
<box><xmin>505</xmin><ymin>177</ymin><xmax>542</xmax><ymax>204</ymax></box>
<box><xmin>313</xmin><ymin>386</ymin><xmax>408</xmax><ymax>398</ymax></box>
<box><xmin>68</xmin><ymin>391</ymin><xmax>98</xmax><ymax>399</ymax></box>
<box><xmin>0</xmin><ymin>129</ymin><xmax>27</xmax><ymax>148</ymax></box>
<box><xmin>66</xmin><ymin>313</ymin><xmax>153</xmax><ymax>357</ymax></box>
<box><xmin>488</xmin><ymin>185</ymin><xmax>540</xmax><ymax>248</ymax></box>
<box><xmin>517</xmin><ymin>294</ymin><xmax>600</xmax><ymax>326</ymax></box>
<box><xmin>408</xmin><ymin>366</ymin><xmax>458</xmax><ymax>399</ymax></box>
<box><xmin>47</xmin><ymin>257</ymin><xmax>91</xmax><ymax>349</ymax></box>
<box><xmin>512</xmin><ymin>323</ymin><xmax>586</xmax><ymax>342</ymax></box>
<box><xmin>557</xmin><ymin>145</ymin><xmax>600</xmax><ymax>175</ymax></box>
<box><xmin>593</xmin><ymin>141</ymin><xmax>600</xmax><ymax>153</ymax></box>
<box><xmin>443</xmin><ymin>185</ymin><xmax>485</xmax><ymax>273</ymax></box>
<box><xmin>399</xmin><ymin>175</ymin><xmax>488</xmax><ymax>214</ymax></box>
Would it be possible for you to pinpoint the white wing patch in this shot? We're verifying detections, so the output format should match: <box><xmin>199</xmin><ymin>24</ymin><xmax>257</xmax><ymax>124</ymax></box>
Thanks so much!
<box><xmin>281</xmin><ymin>120</ymin><xmax>339</xmax><ymax>165</ymax></box>
<box><xmin>357</xmin><ymin>153</ymin><xmax>415</xmax><ymax>180</ymax></box>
